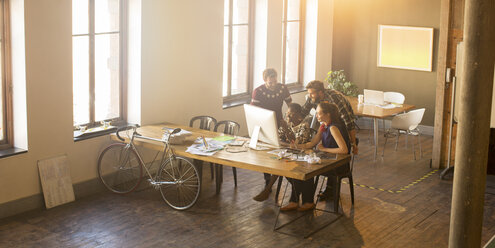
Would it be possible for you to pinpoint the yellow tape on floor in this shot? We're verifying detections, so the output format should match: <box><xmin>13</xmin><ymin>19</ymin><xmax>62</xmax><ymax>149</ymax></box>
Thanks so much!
<box><xmin>342</xmin><ymin>169</ymin><xmax>439</xmax><ymax>194</ymax></box>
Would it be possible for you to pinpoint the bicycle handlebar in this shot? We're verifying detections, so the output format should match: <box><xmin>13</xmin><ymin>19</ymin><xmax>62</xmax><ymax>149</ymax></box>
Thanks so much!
<box><xmin>116</xmin><ymin>125</ymin><xmax>181</xmax><ymax>143</ymax></box>
<box><xmin>116</xmin><ymin>124</ymin><xmax>140</xmax><ymax>141</ymax></box>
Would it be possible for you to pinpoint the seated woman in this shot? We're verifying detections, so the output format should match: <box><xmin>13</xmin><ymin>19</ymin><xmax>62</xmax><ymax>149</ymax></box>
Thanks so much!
<box><xmin>253</xmin><ymin>103</ymin><xmax>313</xmax><ymax>202</ymax></box>
<box><xmin>283</xmin><ymin>102</ymin><xmax>350</xmax><ymax>211</ymax></box>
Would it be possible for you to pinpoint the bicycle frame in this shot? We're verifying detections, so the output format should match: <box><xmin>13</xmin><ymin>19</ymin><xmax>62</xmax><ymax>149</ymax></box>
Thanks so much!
<box><xmin>122</xmin><ymin>127</ymin><xmax>179</xmax><ymax>187</ymax></box>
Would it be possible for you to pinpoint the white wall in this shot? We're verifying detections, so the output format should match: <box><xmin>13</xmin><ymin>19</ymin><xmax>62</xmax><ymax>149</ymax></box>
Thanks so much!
<box><xmin>0</xmin><ymin>0</ymin><xmax>114</xmax><ymax>205</ymax></box>
<box><xmin>139</xmin><ymin>0</ymin><xmax>335</xmax><ymax>134</ymax></box>
<box><xmin>0</xmin><ymin>0</ymin><xmax>335</xmax><ymax>207</ymax></box>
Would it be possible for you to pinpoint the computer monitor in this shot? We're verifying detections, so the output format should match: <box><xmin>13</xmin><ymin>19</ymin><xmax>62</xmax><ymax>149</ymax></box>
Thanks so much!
<box><xmin>364</xmin><ymin>89</ymin><xmax>385</xmax><ymax>105</ymax></box>
<box><xmin>243</xmin><ymin>104</ymin><xmax>280</xmax><ymax>149</ymax></box>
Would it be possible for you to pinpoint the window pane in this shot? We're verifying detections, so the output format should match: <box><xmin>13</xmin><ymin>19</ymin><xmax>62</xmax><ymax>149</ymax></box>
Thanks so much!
<box><xmin>95</xmin><ymin>34</ymin><xmax>120</xmax><ymax>122</ymax></box>
<box><xmin>233</xmin><ymin>0</ymin><xmax>249</xmax><ymax>25</ymax></box>
<box><xmin>222</xmin><ymin>27</ymin><xmax>229</xmax><ymax>97</ymax></box>
<box><xmin>72</xmin><ymin>0</ymin><xmax>89</xmax><ymax>35</ymax></box>
<box><xmin>224</xmin><ymin>0</ymin><xmax>230</xmax><ymax>25</ymax></box>
<box><xmin>285</xmin><ymin>22</ymin><xmax>299</xmax><ymax>84</ymax></box>
<box><xmin>287</xmin><ymin>0</ymin><xmax>300</xmax><ymax>21</ymax></box>
<box><xmin>95</xmin><ymin>0</ymin><xmax>120</xmax><ymax>33</ymax></box>
<box><xmin>231</xmin><ymin>25</ymin><xmax>248</xmax><ymax>95</ymax></box>
<box><xmin>73</xmin><ymin>36</ymin><xmax>90</xmax><ymax>125</ymax></box>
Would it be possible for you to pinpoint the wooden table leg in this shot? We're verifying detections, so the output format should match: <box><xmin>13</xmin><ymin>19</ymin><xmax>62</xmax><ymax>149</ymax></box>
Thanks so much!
<box><xmin>373</xmin><ymin>118</ymin><xmax>379</xmax><ymax>160</ymax></box>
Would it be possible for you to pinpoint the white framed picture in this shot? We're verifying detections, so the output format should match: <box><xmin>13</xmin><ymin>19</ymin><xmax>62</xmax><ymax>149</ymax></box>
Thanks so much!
<box><xmin>377</xmin><ymin>25</ymin><xmax>434</xmax><ymax>71</ymax></box>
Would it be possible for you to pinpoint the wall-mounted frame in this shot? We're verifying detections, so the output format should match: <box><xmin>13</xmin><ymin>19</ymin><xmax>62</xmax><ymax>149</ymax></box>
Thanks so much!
<box><xmin>377</xmin><ymin>25</ymin><xmax>434</xmax><ymax>72</ymax></box>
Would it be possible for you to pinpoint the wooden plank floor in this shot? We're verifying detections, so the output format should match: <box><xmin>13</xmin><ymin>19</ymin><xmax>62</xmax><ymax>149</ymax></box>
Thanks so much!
<box><xmin>1</xmin><ymin>129</ymin><xmax>495</xmax><ymax>247</ymax></box>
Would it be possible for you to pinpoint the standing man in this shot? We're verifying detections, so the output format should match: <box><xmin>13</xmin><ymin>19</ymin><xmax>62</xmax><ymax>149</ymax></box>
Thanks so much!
<box><xmin>301</xmin><ymin>80</ymin><xmax>358</xmax><ymax>154</ymax></box>
<box><xmin>251</xmin><ymin>68</ymin><xmax>292</xmax><ymax>125</ymax></box>
<box><xmin>251</xmin><ymin>68</ymin><xmax>292</xmax><ymax>198</ymax></box>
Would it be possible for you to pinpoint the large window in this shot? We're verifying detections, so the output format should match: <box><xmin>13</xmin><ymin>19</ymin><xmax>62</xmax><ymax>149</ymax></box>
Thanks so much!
<box><xmin>222</xmin><ymin>0</ymin><xmax>253</xmax><ymax>100</ymax></box>
<box><xmin>72</xmin><ymin>0</ymin><xmax>125</xmax><ymax>128</ymax></box>
<box><xmin>281</xmin><ymin>0</ymin><xmax>304</xmax><ymax>85</ymax></box>
<box><xmin>0</xmin><ymin>0</ymin><xmax>12</xmax><ymax>149</ymax></box>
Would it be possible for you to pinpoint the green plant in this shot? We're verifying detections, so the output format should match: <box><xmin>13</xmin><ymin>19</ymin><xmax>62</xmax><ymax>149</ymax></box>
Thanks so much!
<box><xmin>324</xmin><ymin>70</ymin><xmax>359</xmax><ymax>97</ymax></box>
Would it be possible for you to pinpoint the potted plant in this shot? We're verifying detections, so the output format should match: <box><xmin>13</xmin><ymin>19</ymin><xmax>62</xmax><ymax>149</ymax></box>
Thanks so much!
<box><xmin>324</xmin><ymin>70</ymin><xmax>359</xmax><ymax>97</ymax></box>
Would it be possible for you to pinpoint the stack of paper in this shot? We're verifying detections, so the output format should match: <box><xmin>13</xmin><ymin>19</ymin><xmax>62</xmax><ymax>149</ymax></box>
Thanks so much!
<box><xmin>162</xmin><ymin>128</ymin><xmax>192</xmax><ymax>144</ymax></box>
<box><xmin>186</xmin><ymin>136</ymin><xmax>235</xmax><ymax>156</ymax></box>
<box><xmin>186</xmin><ymin>143</ymin><xmax>224</xmax><ymax>156</ymax></box>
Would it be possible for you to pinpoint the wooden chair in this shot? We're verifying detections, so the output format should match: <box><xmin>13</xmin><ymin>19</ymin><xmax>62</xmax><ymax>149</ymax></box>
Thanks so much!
<box><xmin>316</xmin><ymin>138</ymin><xmax>358</xmax><ymax>212</ymax></box>
<box><xmin>189</xmin><ymin>116</ymin><xmax>217</xmax><ymax>180</ymax></box>
<box><xmin>213</xmin><ymin>120</ymin><xmax>241</xmax><ymax>194</ymax></box>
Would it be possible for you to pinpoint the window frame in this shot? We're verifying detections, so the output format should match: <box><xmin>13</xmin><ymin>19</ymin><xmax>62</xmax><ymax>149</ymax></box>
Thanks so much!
<box><xmin>72</xmin><ymin>0</ymin><xmax>127</xmax><ymax>129</ymax></box>
<box><xmin>0</xmin><ymin>0</ymin><xmax>13</xmax><ymax>150</ymax></box>
<box><xmin>222</xmin><ymin>0</ymin><xmax>255</xmax><ymax>103</ymax></box>
<box><xmin>281</xmin><ymin>0</ymin><xmax>305</xmax><ymax>88</ymax></box>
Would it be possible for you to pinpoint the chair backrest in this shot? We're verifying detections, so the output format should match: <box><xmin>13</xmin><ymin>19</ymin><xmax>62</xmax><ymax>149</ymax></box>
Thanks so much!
<box><xmin>189</xmin><ymin>116</ymin><xmax>217</xmax><ymax>131</ymax></box>
<box><xmin>384</xmin><ymin>92</ymin><xmax>405</xmax><ymax>104</ymax></box>
<box><xmin>214</xmin><ymin>120</ymin><xmax>240</xmax><ymax>136</ymax></box>
<box><xmin>391</xmin><ymin>108</ymin><xmax>425</xmax><ymax>131</ymax></box>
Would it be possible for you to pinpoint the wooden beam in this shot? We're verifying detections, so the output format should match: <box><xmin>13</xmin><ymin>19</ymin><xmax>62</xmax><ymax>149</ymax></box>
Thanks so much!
<box><xmin>432</xmin><ymin>0</ymin><xmax>452</xmax><ymax>169</ymax></box>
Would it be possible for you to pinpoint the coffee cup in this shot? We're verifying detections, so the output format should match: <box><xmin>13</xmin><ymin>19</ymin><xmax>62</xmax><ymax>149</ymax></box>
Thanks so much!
<box><xmin>358</xmin><ymin>94</ymin><xmax>364</xmax><ymax>104</ymax></box>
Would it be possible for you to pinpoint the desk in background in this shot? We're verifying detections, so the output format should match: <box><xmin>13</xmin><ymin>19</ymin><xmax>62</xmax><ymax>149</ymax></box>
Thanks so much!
<box><xmin>345</xmin><ymin>96</ymin><xmax>415</xmax><ymax>160</ymax></box>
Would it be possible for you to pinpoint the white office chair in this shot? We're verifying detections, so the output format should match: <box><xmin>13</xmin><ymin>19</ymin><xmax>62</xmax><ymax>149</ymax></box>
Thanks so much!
<box><xmin>382</xmin><ymin>108</ymin><xmax>425</xmax><ymax>160</ymax></box>
<box><xmin>382</xmin><ymin>92</ymin><xmax>405</xmax><ymax>130</ymax></box>
<box><xmin>384</xmin><ymin>92</ymin><xmax>405</xmax><ymax>105</ymax></box>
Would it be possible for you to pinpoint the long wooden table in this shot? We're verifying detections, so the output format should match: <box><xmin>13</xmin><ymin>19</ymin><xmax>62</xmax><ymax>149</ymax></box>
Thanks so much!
<box><xmin>112</xmin><ymin>123</ymin><xmax>350</xmax><ymax>181</ymax></box>
<box><xmin>345</xmin><ymin>96</ymin><xmax>415</xmax><ymax>160</ymax></box>
<box><xmin>112</xmin><ymin>123</ymin><xmax>350</xmax><ymax>238</ymax></box>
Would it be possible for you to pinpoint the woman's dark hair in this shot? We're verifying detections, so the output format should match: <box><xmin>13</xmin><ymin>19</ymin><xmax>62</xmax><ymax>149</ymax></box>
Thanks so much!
<box><xmin>288</xmin><ymin>103</ymin><xmax>302</xmax><ymax>115</ymax></box>
<box><xmin>318</xmin><ymin>102</ymin><xmax>344</xmax><ymax>126</ymax></box>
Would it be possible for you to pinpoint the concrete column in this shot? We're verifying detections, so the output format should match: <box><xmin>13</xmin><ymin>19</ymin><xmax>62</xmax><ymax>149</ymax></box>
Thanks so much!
<box><xmin>448</xmin><ymin>0</ymin><xmax>495</xmax><ymax>247</ymax></box>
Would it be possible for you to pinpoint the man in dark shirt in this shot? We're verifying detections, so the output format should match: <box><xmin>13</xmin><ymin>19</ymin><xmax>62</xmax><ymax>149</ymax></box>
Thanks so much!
<box><xmin>251</xmin><ymin>68</ymin><xmax>292</xmax><ymax>125</ymax></box>
<box><xmin>301</xmin><ymin>80</ymin><xmax>358</xmax><ymax>154</ymax></box>
<box><xmin>251</xmin><ymin>68</ymin><xmax>292</xmax><ymax>197</ymax></box>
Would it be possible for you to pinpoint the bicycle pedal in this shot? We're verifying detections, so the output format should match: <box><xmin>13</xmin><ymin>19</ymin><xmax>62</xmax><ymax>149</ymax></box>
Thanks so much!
<box><xmin>147</xmin><ymin>180</ymin><xmax>160</xmax><ymax>189</ymax></box>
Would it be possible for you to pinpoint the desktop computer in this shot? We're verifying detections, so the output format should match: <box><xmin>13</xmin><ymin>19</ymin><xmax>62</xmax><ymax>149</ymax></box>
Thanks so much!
<box><xmin>243</xmin><ymin>104</ymin><xmax>280</xmax><ymax>149</ymax></box>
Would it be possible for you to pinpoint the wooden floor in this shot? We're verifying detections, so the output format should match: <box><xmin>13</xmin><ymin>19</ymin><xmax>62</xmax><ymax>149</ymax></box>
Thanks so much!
<box><xmin>1</xmin><ymin>129</ymin><xmax>495</xmax><ymax>247</ymax></box>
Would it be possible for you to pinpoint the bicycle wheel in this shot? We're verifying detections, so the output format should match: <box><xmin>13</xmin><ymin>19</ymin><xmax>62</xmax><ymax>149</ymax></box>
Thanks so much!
<box><xmin>98</xmin><ymin>143</ymin><xmax>143</xmax><ymax>194</ymax></box>
<box><xmin>157</xmin><ymin>156</ymin><xmax>201</xmax><ymax>210</ymax></box>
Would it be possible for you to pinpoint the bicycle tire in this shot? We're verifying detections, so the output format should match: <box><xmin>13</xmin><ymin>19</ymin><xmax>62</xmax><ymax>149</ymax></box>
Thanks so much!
<box><xmin>98</xmin><ymin>143</ymin><xmax>143</xmax><ymax>194</ymax></box>
<box><xmin>157</xmin><ymin>156</ymin><xmax>201</xmax><ymax>210</ymax></box>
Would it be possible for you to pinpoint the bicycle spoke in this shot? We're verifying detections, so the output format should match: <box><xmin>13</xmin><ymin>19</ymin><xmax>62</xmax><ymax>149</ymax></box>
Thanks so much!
<box><xmin>181</xmin><ymin>173</ymin><xmax>198</xmax><ymax>183</ymax></box>
<box><xmin>177</xmin><ymin>166</ymin><xmax>193</xmax><ymax>181</ymax></box>
<box><xmin>161</xmin><ymin>166</ymin><xmax>176</xmax><ymax>180</ymax></box>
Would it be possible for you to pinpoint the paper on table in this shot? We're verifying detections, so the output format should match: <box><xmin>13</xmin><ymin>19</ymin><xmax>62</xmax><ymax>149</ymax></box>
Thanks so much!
<box><xmin>379</xmin><ymin>104</ymin><xmax>397</xmax><ymax>109</ymax></box>
<box><xmin>213</xmin><ymin>136</ymin><xmax>236</xmax><ymax>142</ymax></box>
<box><xmin>162</xmin><ymin>127</ymin><xmax>192</xmax><ymax>137</ymax></box>
<box><xmin>186</xmin><ymin>142</ymin><xmax>224</xmax><ymax>156</ymax></box>
<box><xmin>363</xmin><ymin>103</ymin><xmax>397</xmax><ymax>109</ymax></box>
